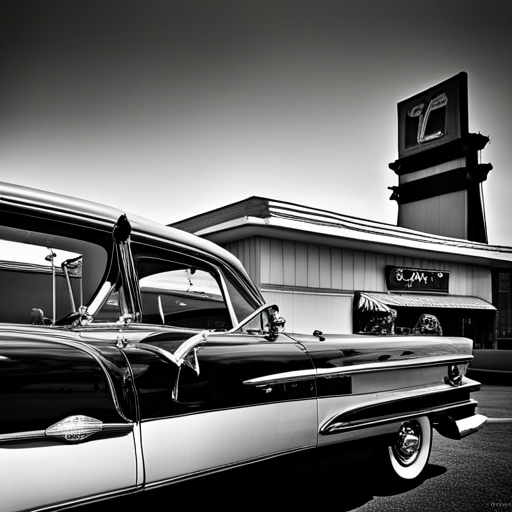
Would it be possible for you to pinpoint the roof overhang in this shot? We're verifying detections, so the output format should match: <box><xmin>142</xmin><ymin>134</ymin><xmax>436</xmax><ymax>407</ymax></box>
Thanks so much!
<box><xmin>186</xmin><ymin>211</ymin><xmax>512</xmax><ymax>268</ymax></box>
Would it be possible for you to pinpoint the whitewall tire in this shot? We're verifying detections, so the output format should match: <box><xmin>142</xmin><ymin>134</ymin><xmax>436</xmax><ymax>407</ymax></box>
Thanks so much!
<box><xmin>383</xmin><ymin>416</ymin><xmax>432</xmax><ymax>481</ymax></box>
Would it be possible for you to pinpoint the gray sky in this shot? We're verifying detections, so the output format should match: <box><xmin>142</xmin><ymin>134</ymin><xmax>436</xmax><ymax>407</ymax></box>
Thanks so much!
<box><xmin>2</xmin><ymin>0</ymin><xmax>511</xmax><ymax>246</ymax></box>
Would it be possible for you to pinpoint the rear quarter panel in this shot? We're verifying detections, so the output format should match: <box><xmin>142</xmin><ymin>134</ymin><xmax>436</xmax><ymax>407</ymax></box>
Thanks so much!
<box><xmin>289</xmin><ymin>333</ymin><xmax>477</xmax><ymax>445</ymax></box>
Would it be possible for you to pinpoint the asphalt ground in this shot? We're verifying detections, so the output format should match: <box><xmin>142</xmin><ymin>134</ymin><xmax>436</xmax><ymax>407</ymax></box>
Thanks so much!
<box><xmin>475</xmin><ymin>382</ymin><xmax>512</xmax><ymax>420</ymax></box>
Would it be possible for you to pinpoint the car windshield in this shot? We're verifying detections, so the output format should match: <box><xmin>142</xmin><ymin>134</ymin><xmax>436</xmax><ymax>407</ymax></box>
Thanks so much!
<box><xmin>0</xmin><ymin>225</ymin><xmax>109</xmax><ymax>325</ymax></box>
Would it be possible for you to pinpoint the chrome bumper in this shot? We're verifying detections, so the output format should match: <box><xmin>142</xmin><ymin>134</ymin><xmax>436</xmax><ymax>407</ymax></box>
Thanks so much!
<box><xmin>435</xmin><ymin>413</ymin><xmax>488</xmax><ymax>440</ymax></box>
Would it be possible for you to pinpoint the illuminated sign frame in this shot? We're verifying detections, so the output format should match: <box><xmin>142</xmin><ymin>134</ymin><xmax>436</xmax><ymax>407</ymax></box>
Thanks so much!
<box><xmin>397</xmin><ymin>73</ymin><xmax>468</xmax><ymax>158</ymax></box>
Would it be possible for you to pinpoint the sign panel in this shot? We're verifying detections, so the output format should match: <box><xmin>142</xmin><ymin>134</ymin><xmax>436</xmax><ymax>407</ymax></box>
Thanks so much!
<box><xmin>398</xmin><ymin>72</ymin><xmax>468</xmax><ymax>158</ymax></box>
<box><xmin>386</xmin><ymin>266</ymin><xmax>449</xmax><ymax>293</ymax></box>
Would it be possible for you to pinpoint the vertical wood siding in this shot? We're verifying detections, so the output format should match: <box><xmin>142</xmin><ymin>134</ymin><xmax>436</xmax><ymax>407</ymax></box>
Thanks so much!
<box><xmin>261</xmin><ymin>290</ymin><xmax>353</xmax><ymax>334</ymax></box>
<box><xmin>223</xmin><ymin>236</ymin><xmax>492</xmax><ymax>302</ymax></box>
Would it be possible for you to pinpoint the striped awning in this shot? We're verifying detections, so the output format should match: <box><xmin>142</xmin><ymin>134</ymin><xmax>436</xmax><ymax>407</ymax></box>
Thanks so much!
<box><xmin>357</xmin><ymin>292</ymin><xmax>496</xmax><ymax>311</ymax></box>
<box><xmin>354</xmin><ymin>291</ymin><xmax>392</xmax><ymax>313</ymax></box>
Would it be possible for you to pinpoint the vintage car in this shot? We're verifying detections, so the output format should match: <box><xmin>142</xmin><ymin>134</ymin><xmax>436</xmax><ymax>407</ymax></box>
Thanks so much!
<box><xmin>0</xmin><ymin>182</ymin><xmax>487</xmax><ymax>511</ymax></box>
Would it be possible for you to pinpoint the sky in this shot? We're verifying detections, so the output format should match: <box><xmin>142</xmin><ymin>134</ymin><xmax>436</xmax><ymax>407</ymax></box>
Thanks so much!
<box><xmin>1</xmin><ymin>0</ymin><xmax>511</xmax><ymax>247</ymax></box>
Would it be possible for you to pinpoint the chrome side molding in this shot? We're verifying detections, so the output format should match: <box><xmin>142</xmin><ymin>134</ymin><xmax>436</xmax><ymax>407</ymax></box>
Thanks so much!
<box><xmin>0</xmin><ymin>415</ymin><xmax>134</xmax><ymax>444</ymax></box>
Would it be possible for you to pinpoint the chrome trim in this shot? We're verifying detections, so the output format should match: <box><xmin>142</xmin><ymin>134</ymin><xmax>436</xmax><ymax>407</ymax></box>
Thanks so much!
<box><xmin>244</xmin><ymin>354</ymin><xmax>473</xmax><ymax>386</ymax></box>
<box><xmin>174</xmin><ymin>330</ymin><xmax>208</xmax><ymax>364</ymax></box>
<box><xmin>244</xmin><ymin>369</ymin><xmax>316</xmax><ymax>387</ymax></box>
<box><xmin>134</xmin><ymin>330</ymin><xmax>208</xmax><ymax>376</ymax></box>
<box><xmin>86</xmin><ymin>282</ymin><xmax>115</xmax><ymax>318</ymax></box>
<box><xmin>134</xmin><ymin>343</ymin><xmax>180</xmax><ymax>366</ymax></box>
<box><xmin>46</xmin><ymin>415</ymin><xmax>103</xmax><ymax>442</ymax></box>
<box><xmin>117</xmin><ymin>348</ymin><xmax>145</xmax><ymax>489</ymax></box>
<box><xmin>131</xmin><ymin>421</ymin><xmax>146</xmax><ymax>489</ymax></box>
<box><xmin>320</xmin><ymin>398</ymin><xmax>479</xmax><ymax>435</ymax></box>
<box><xmin>216</xmin><ymin>269</ymin><xmax>239</xmax><ymax>328</ymax></box>
<box><xmin>229</xmin><ymin>303</ymin><xmax>278</xmax><ymax>333</ymax></box>
<box><xmin>116</xmin><ymin>235</ymin><xmax>143</xmax><ymax>322</ymax></box>
<box><xmin>445</xmin><ymin>363</ymin><xmax>465</xmax><ymax>387</ymax></box>
<box><xmin>435</xmin><ymin>412</ymin><xmax>488</xmax><ymax>439</ymax></box>
<box><xmin>454</xmin><ymin>413</ymin><xmax>488</xmax><ymax>438</ymax></box>
<box><xmin>316</xmin><ymin>354</ymin><xmax>473</xmax><ymax>376</ymax></box>
<box><xmin>0</xmin><ymin>429</ymin><xmax>46</xmax><ymax>443</ymax></box>
<box><xmin>0</xmin><ymin>415</ymin><xmax>134</xmax><ymax>444</ymax></box>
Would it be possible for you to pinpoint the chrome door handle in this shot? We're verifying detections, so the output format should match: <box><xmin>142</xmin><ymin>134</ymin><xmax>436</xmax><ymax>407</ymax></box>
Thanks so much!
<box><xmin>0</xmin><ymin>415</ymin><xmax>134</xmax><ymax>444</ymax></box>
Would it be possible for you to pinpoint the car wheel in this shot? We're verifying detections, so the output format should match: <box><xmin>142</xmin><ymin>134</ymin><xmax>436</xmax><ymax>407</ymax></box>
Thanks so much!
<box><xmin>382</xmin><ymin>416</ymin><xmax>432</xmax><ymax>482</ymax></box>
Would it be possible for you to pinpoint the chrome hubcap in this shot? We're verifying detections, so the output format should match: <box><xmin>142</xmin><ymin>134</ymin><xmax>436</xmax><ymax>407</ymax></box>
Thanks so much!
<box><xmin>393</xmin><ymin>420</ymin><xmax>422</xmax><ymax>466</ymax></box>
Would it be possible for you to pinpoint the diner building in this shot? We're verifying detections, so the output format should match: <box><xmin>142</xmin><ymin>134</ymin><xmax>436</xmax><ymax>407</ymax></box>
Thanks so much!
<box><xmin>172</xmin><ymin>73</ymin><xmax>512</xmax><ymax>356</ymax></box>
<box><xmin>171</xmin><ymin>196</ymin><xmax>512</xmax><ymax>350</ymax></box>
<box><xmin>2</xmin><ymin>73</ymin><xmax>510</xmax><ymax>375</ymax></box>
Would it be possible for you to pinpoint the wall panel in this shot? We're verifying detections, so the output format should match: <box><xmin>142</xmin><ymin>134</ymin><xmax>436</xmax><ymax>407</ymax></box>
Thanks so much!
<box><xmin>342</xmin><ymin>249</ymin><xmax>354</xmax><ymax>290</ymax></box>
<box><xmin>270</xmin><ymin>238</ymin><xmax>284</xmax><ymax>285</ymax></box>
<box><xmin>260</xmin><ymin>238</ymin><xmax>271</xmax><ymax>285</ymax></box>
<box><xmin>225</xmin><ymin>236</ymin><xmax>493</xmax><ymax>302</ymax></box>
<box><xmin>307</xmin><ymin>244</ymin><xmax>320</xmax><ymax>288</ymax></box>
<box><xmin>296</xmin><ymin>242</ymin><xmax>308</xmax><ymax>287</ymax></box>
<box><xmin>353</xmin><ymin>251</ymin><xmax>365</xmax><ymax>290</ymax></box>
<box><xmin>283</xmin><ymin>240</ymin><xmax>296</xmax><ymax>286</ymax></box>
<box><xmin>262</xmin><ymin>289</ymin><xmax>353</xmax><ymax>334</ymax></box>
<box><xmin>319</xmin><ymin>245</ymin><xmax>331</xmax><ymax>289</ymax></box>
<box><xmin>331</xmin><ymin>247</ymin><xmax>343</xmax><ymax>290</ymax></box>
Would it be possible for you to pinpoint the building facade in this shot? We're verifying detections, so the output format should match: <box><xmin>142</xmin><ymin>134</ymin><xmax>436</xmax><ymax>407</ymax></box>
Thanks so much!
<box><xmin>172</xmin><ymin>197</ymin><xmax>512</xmax><ymax>349</ymax></box>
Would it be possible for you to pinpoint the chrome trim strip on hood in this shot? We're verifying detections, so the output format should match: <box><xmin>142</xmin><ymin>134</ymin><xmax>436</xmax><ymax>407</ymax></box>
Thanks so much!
<box><xmin>243</xmin><ymin>354</ymin><xmax>473</xmax><ymax>386</ymax></box>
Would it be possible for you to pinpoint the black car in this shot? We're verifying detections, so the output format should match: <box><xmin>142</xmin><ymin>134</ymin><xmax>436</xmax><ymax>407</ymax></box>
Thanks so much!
<box><xmin>0</xmin><ymin>182</ymin><xmax>487</xmax><ymax>511</ymax></box>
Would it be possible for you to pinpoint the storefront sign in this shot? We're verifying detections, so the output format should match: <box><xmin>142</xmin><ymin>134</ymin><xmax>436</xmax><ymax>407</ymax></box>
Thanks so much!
<box><xmin>386</xmin><ymin>266</ymin><xmax>449</xmax><ymax>293</ymax></box>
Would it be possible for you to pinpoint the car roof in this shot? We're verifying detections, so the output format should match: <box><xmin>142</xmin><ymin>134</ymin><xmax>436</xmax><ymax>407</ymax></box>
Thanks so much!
<box><xmin>0</xmin><ymin>181</ymin><xmax>250</xmax><ymax>276</ymax></box>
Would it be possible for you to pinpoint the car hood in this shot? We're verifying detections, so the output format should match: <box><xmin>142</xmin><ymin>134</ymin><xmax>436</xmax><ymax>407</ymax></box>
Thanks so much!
<box><xmin>286</xmin><ymin>332</ymin><xmax>473</xmax><ymax>369</ymax></box>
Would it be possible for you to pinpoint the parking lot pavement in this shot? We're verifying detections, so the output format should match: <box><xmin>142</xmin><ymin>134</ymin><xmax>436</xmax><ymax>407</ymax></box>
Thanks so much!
<box><xmin>474</xmin><ymin>383</ymin><xmax>512</xmax><ymax>420</ymax></box>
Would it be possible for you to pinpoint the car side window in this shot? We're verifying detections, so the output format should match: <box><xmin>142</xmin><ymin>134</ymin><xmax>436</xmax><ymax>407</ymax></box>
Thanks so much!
<box><xmin>138</xmin><ymin>258</ymin><xmax>233</xmax><ymax>330</ymax></box>
<box><xmin>93</xmin><ymin>286</ymin><xmax>124</xmax><ymax>322</ymax></box>
<box><xmin>0</xmin><ymin>228</ymin><xmax>108</xmax><ymax>325</ymax></box>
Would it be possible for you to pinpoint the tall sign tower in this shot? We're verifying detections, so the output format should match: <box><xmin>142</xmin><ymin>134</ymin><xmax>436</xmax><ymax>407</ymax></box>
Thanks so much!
<box><xmin>389</xmin><ymin>72</ymin><xmax>492</xmax><ymax>243</ymax></box>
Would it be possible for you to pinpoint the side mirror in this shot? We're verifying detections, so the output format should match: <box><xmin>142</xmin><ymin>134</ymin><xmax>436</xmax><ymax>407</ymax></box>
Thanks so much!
<box><xmin>231</xmin><ymin>304</ymin><xmax>286</xmax><ymax>341</ymax></box>
<box><xmin>265</xmin><ymin>306</ymin><xmax>286</xmax><ymax>341</ymax></box>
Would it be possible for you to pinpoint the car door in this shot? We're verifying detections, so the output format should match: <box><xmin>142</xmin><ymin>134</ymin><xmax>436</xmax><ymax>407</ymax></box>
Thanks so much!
<box><xmin>107</xmin><ymin>235</ymin><xmax>317</xmax><ymax>485</ymax></box>
<box><xmin>132</xmin><ymin>322</ymin><xmax>318</xmax><ymax>487</ymax></box>
<box><xmin>0</xmin><ymin>337</ymin><xmax>139</xmax><ymax>512</ymax></box>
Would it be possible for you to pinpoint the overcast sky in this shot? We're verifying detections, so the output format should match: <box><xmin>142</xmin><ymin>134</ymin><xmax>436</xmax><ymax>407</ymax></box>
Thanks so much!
<box><xmin>1</xmin><ymin>0</ymin><xmax>511</xmax><ymax>246</ymax></box>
